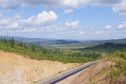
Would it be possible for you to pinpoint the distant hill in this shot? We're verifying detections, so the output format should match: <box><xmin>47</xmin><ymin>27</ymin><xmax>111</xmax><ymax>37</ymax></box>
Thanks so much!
<box><xmin>31</xmin><ymin>40</ymin><xmax>80</xmax><ymax>45</ymax></box>
<box><xmin>94</xmin><ymin>42</ymin><xmax>126</xmax><ymax>49</ymax></box>
<box><xmin>80</xmin><ymin>42</ymin><xmax>126</xmax><ymax>51</ymax></box>
<box><xmin>2</xmin><ymin>36</ymin><xmax>126</xmax><ymax>48</ymax></box>
<box><xmin>2</xmin><ymin>36</ymin><xmax>81</xmax><ymax>45</ymax></box>
<box><xmin>3</xmin><ymin>36</ymin><xmax>53</xmax><ymax>43</ymax></box>
<box><xmin>83</xmin><ymin>38</ymin><xmax>126</xmax><ymax>46</ymax></box>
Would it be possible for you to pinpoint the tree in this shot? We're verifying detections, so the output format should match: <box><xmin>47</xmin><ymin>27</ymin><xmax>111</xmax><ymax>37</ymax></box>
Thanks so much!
<box><xmin>10</xmin><ymin>38</ymin><xmax>15</xmax><ymax>47</ymax></box>
<box><xmin>31</xmin><ymin>45</ymin><xmax>36</xmax><ymax>51</ymax></box>
<box><xmin>19</xmin><ymin>42</ymin><xmax>23</xmax><ymax>47</ymax></box>
<box><xmin>3</xmin><ymin>38</ymin><xmax>7</xmax><ymax>43</ymax></box>
<box><xmin>0</xmin><ymin>36</ymin><xmax>2</xmax><ymax>42</ymax></box>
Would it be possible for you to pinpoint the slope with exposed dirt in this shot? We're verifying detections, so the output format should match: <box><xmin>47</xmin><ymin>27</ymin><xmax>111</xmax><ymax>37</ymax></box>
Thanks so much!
<box><xmin>0</xmin><ymin>51</ymin><xmax>79</xmax><ymax>84</ymax></box>
<box><xmin>57</xmin><ymin>59</ymin><xmax>113</xmax><ymax>84</ymax></box>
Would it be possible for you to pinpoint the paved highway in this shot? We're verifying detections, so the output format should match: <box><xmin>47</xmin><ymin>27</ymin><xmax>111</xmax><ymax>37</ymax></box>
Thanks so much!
<box><xmin>35</xmin><ymin>61</ymin><xmax>96</xmax><ymax>84</ymax></box>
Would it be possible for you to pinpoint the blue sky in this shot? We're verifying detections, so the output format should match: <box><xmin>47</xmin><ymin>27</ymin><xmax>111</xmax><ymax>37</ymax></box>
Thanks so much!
<box><xmin>0</xmin><ymin>0</ymin><xmax>126</xmax><ymax>40</ymax></box>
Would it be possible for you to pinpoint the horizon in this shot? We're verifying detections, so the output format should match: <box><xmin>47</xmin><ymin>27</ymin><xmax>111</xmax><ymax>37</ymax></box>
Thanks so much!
<box><xmin>1</xmin><ymin>35</ymin><xmax>126</xmax><ymax>41</ymax></box>
<box><xmin>0</xmin><ymin>0</ymin><xmax>126</xmax><ymax>40</ymax></box>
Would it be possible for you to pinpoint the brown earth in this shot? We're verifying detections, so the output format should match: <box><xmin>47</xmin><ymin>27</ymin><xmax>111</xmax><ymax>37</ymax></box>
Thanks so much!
<box><xmin>58</xmin><ymin>59</ymin><xmax>113</xmax><ymax>84</ymax></box>
<box><xmin>0</xmin><ymin>51</ymin><xmax>79</xmax><ymax>84</ymax></box>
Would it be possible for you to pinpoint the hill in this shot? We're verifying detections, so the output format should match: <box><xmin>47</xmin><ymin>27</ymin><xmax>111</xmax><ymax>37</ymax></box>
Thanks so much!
<box><xmin>82</xmin><ymin>42</ymin><xmax>126</xmax><ymax>51</ymax></box>
<box><xmin>2</xmin><ymin>36</ymin><xmax>80</xmax><ymax>45</ymax></box>
<box><xmin>0</xmin><ymin>51</ymin><xmax>78</xmax><ymax>84</ymax></box>
<box><xmin>0</xmin><ymin>36</ymin><xmax>126</xmax><ymax>84</ymax></box>
<box><xmin>2</xmin><ymin>36</ymin><xmax>126</xmax><ymax>49</ymax></box>
<box><xmin>82</xmin><ymin>38</ymin><xmax>126</xmax><ymax>46</ymax></box>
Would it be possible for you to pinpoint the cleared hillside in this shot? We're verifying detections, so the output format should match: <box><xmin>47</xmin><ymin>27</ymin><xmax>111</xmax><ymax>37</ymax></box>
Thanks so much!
<box><xmin>0</xmin><ymin>51</ymin><xmax>79</xmax><ymax>84</ymax></box>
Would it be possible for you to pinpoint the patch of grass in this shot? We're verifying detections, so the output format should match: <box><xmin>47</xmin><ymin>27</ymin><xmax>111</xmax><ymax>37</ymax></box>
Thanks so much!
<box><xmin>105</xmin><ymin>50</ymin><xmax>126</xmax><ymax>84</ymax></box>
<box><xmin>0</xmin><ymin>37</ymin><xmax>101</xmax><ymax>63</ymax></box>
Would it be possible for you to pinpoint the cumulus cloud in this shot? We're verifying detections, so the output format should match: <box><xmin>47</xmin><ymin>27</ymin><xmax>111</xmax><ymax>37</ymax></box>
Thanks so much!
<box><xmin>0</xmin><ymin>0</ymin><xmax>23</xmax><ymax>9</ymax></box>
<box><xmin>0</xmin><ymin>0</ymin><xmax>90</xmax><ymax>12</ymax></box>
<box><xmin>64</xmin><ymin>9</ymin><xmax>74</xmax><ymax>13</ymax></box>
<box><xmin>24</xmin><ymin>11</ymin><xmax>58</xmax><ymax>26</ymax></box>
<box><xmin>62</xmin><ymin>0</ymin><xmax>91</xmax><ymax>9</ymax></box>
<box><xmin>92</xmin><ymin>0</ymin><xmax>120</xmax><ymax>6</ymax></box>
<box><xmin>95</xmin><ymin>30</ymin><xmax>107</xmax><ymax>35</ymax></box>
<box><xmin>0</xmin><ymin>13</ymin><xmax>2</xmax><ymax>17</ymax></box>
<box><xmin>105</xmin><ymin>25</ymin><xmax>112</xmax><ymax>29</ymax></box>
<box><xmin>0</xmin><ymin>10</ymin><xmax>58</xmax><ymax>32</ymax></box>
<box><xmin>79</xmin><ymin>31</ymin><xmax>86</xmax><ymax>35</ymax></box>
<box><xmin>0</xmin><ymin>0</ymin><xmax>123</xmax><ymax>14</ymax></box>
<box><xmin>14</xmin><ymin>28</ymin><xmax>38</xmax><ymax>33</ymax></box>
<box><xmin>23</xmin><ymin>0</ymin><xmax>120</xmax><ymax>9</ymax></box>
<box><xmin>65</xmin><ymin>20</ymin><xmax>80</xmax><ymax>29</ymax></box>
<box><xmin>23</xmin><ymin>0</ymin><xmax>61</xmax><ymax>7</ymax></box>
<box><xmin>117</xmin><ymin>22</ymin><xmax>126</xmax><ymax>30</ymax></box>
<box><xmin>113</xmin><ymin>0</ymin><xmax>126</xmax><ymax>15</ymax></box>
<box><xmin>0</xmin><ymin>18</ymin><xmax>20</xmax><ymax>29</ymax></box>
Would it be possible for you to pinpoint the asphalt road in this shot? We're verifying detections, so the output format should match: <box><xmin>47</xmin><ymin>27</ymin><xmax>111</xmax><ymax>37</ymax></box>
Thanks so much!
<box><xmin>35</xmin><ymin>61</ymin><xmax>96</xmax><ymax>84</ymax></box>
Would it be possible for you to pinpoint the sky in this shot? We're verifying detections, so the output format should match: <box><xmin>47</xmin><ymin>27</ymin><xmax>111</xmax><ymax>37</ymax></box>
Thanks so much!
<box><xmin>0</xmin><ymin>0</ymin><xmax>126</xmax><ymax>40</ymax></box>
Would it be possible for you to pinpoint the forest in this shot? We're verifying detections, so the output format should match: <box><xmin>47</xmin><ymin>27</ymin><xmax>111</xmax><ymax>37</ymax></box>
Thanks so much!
<box><xmin>0</xmin><ymin>37</ymin><xmax>126</xmax><ymax>83</ymax></box>
<box><xmin>0</xmin><ymin>37</ymin><xmax>101</xmax><ymax>63</ymax></box>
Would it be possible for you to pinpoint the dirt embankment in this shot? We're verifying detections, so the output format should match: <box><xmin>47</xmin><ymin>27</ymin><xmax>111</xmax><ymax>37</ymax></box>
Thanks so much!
<box><xmin>58</xmin><ymin>59</ymin><xmax>113</xmax><ymax>84</ymax></box>
<box><xmin>0</xmin><ymin>51</ymin><xmax>79</xmax><ymax>84</ymax></box>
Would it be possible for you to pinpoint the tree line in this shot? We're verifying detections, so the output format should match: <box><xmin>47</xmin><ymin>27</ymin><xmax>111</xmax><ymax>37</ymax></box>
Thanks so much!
<box><xmin>0</xmin><ymin>36</ymin><xmax>102</xmax><ymax>63</ymax></box>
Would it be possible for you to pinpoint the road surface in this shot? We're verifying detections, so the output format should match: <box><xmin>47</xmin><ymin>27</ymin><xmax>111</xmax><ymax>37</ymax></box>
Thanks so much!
<box><xmin>35</xmin><ymin>61</ymin><xmax>96</xmax><ymax>84</ymax></box>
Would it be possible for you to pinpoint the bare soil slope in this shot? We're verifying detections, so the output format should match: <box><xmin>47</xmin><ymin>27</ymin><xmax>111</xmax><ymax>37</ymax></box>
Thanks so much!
<box><xmin>0</xmin><ymin>51</ymin><xmax>78</xmax><ymax>84</ymax></box>
<box><xmin>58</xmin><ymin>59</ymin><xmax>112</xmax><ymax>84</ymax></box>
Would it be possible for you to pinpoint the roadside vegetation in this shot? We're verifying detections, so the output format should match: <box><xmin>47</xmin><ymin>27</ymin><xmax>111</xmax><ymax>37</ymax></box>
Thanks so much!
<box><xmin>0</xmin><ymin>37</ymin><xmax>126</xmax><ymax>83</ymax></box>
<box><xmin>0</xmin><ymin>37</ymin><xmax>101</xmax><ymax>63</ymax></box>
<box><xmin>105</xmin><ymin>50</ymin><xmax>126</xmax><ymax>84</ymax></box>
<box><xmin>90</xmin><ymin>50</ymin><xmax>126</xmax><ymax>84</ymax></box>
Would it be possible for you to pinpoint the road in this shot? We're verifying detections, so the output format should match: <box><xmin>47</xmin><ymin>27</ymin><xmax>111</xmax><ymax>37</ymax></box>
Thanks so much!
<box><xmin>35</xmin><ymin>61</ymin><xmax>96</xmax><ymax>84</ymax></box>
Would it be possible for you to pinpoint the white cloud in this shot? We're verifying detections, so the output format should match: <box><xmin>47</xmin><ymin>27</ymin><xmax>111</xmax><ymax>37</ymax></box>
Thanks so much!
<box><xmin>9</xmin><ymin>28</ymin><xmax>38</xmax><ymax>33</ymax></box>
<box><xmin>95</xmin><ymin>30</ymin><xmax>109</xmax><ymax>35</ymax></box>
<box><xmin>95</xmin><ymin>25</ymin><xmax>113</xmax><ymax>35</ymax></box>
<box><xmin>25</xmin><ymin>11</ymin><xmax>58</xmax><ymax>26</ymax></box>
<box><xmin>65</xmin><ymin>20</ymin><xmax>80</xmax><ymax>29</ymax></box>
<box><xmin>117</xmin><ymin>22</ymin><xmax>126</xmax><ymax>30</ymax></box>
<box><xmin>79</xmin><ymin>31</ymin><xmax>86</xmax><ymax>35</ymax></box>
<box><xmin>0</xmin><ymin>18</ymin><xmax>20</xmax><ymax>29</ymax></box>
<box><xmin>0</xmin><ymin>0</ymin><xmax>123</xmax><ymax>14</ymax></box>
<box><xmin>23</xmin><ymin>0</ymin><xmax>61</xmax><ymax>7</ymax></box>
<box><xmin>0</xmin><ymin>0</ymin><xmax>22</xmax><ymax>9</ymax></box>
<box><xmin>92</xmin><ymin>0</ymin><xmax>120</xmax><ymax>6</ymax></box>
<box><xmin>105</xmin><ymin>25</ymin><xmax>112</xmax><ymax>29</ymax></box>
<box><xmin>64</xmin><ymin>9</ymin><xmax>74</xmax><ymax>13</ymax></box>
<box><xmin>112</xmin><ymin>0</ymin><xmax>126</xmax><ymax>15</ymax></box>
<box><xmin>0</xmin><ymin>10</ymin><xmax>58</xmax><ymax>33</ymax></box>
<box><xmin>95</xmin><ymin>30</ymin><xmax>104</xmax><ymax>35</ymax></box>
<box><xmin>62</xmin><ymin>0</ymin><xmax>91</xmax><ymax>9</ymax></box>
<box><xmin>20</xmin><ymin>28</ymin><xmax>37</xmax><ymax>33</ymax></box>
<box><xmin>7</xmin><ymin>22</ymin><xmax>19</xmax><ymax>29</ymax></box>
<box><xmin>0</xmin><ymin>0</ymin><xmax>87</xmax><ymax>9</ymax></box>
<box><xmin>0</xmin><ymin>13</ymin><xmax>2</xmax><ymax>18</ymax></box>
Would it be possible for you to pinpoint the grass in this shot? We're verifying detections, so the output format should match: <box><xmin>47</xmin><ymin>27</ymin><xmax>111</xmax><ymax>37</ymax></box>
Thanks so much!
<box><xmin>0</xmin><ymin>40</ymin><xmax>101</xmax><ymax>63</ymax></box>
<box><xmin>0</xmin><ymin>38</ymin><xmax>126</xmax><ymax>83</ymax></box>
<box><xmin>101</xmin><ymin>50</ymin><xmax>126</xmax><ymax>84</ymax></box>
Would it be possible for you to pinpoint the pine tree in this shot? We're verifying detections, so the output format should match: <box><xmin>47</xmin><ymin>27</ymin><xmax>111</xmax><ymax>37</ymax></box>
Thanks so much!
<box><xmin>31</xmin><ymin>45</ymin><xmax>36</xmax><ymax>51</ymax></box>
<box><xmin>10</xmin><ymin>38</ymin><xmax>15</xmax><ymax>47</ymax></box>
<box><xmin>3</xmin><ymin>38</ymin><xmax>7</xmax><ymax>43</ymax></box>
<box><xmin>19</xmin><ymin>42</ymin><xmax>23</xmax><ymax>47</ymax></box>
<box><xmin>0</xmin><ymin>36</ymin><xmax>2</xmax><ymax>42</ymax></box>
